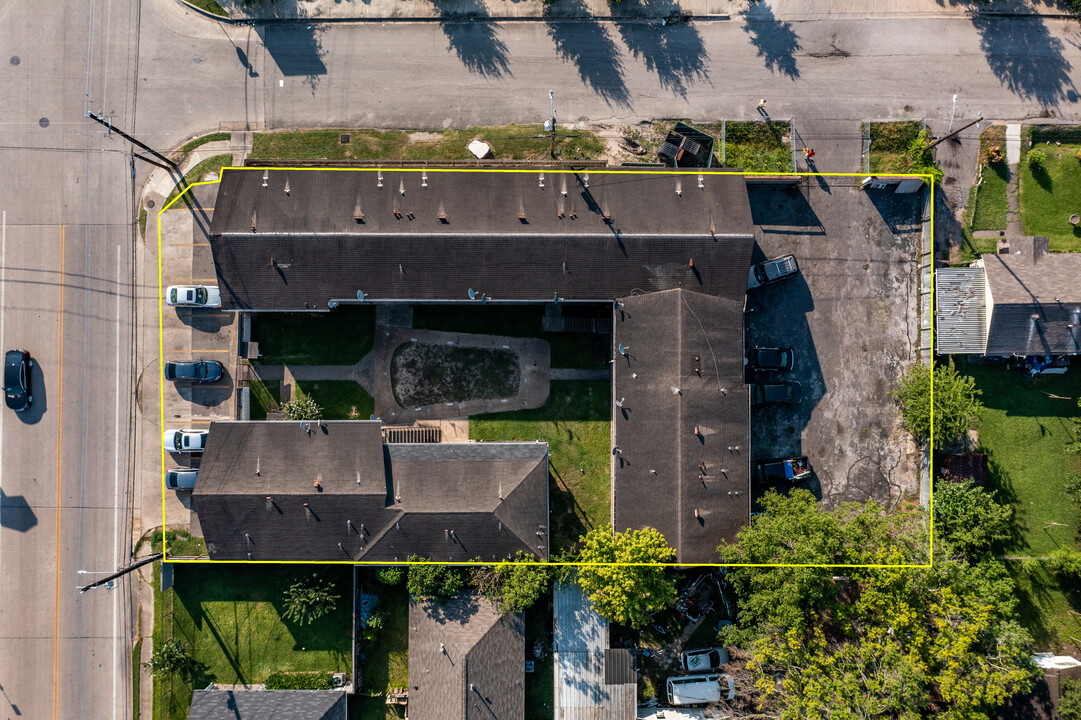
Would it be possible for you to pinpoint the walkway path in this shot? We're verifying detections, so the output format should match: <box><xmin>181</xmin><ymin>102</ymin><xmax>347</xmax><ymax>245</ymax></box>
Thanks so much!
<box><xmin>550</xmin><ymin>368</ymin><xmax>611</xmax><ymax>380</ymax></box>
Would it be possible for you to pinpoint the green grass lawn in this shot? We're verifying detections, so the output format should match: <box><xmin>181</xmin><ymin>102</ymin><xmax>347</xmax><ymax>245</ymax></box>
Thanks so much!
<box><xmin>700</xmin><ymin>120</ymin><xmax>793</xmax><ymax>173</ymax></box>
<box><xmin>248</xmin><ymin>379</ymin><xmax>280</xmax><ymax>419</ymax></box>
<box><xmin>186</xmin><ymin>0</ymin><xmax>227</xmax><ymax>16</ymax></box>
<box><xmin>253</xmin><ymin>307</ymin><xmax>375</xmax><ymax>365</ymax></box>
<box><xmin>250</xmin><ymin>125</ymin><xmax>605</xmax><ymax>162</ymax></box>
<box><xmin>960</xmin><ymin>363</ymin><xmax>1081</xmax><ymax>557</ymax></box>
<box><xmin>168</xmin><ymin>564</ymin><xmax>352</xmax><ymax>689</ymax></box>
<box><xmin>470</xmin><ymin>380</ymin><xmax>611</xmax><ymax>551</ymax></box>
<box><xmin>1007</xmin><ymin>559</ymin><xmax>1081</xmax><ymax>652</ymax></box>
<box><xmin>1019</xmin><ymin>141</ymin><xmax>1081</xmax><ymax>252</ymax></box>
<box><xmin>180</xmin><ymin>132</ymin><xmax>231</xmax><ymax>154</ymax></box>
<box><xmin>524</xmin><ymin>592</ymin><xmax>555</xmax><ymax>720</ymax></box>
<box><xmin>867</xmin><ymin>121</ymin><xmax>923</xmax><ymax>174</ymax></box>
<box><xmin>412</xmin><ymin>305</ymin><xmax>611</xmax><ymax>370</ymax></box>
<box><xmin>355</xmin><ymin>580</ymin><xmax>409</xmax><ymax>720</ymax></box>
<box><xmin>297</xmin><ymin>380</ymin><xmax>374</xmax><ymax>420</ymax></box>
<box><xmin>165</xmin><ymin>154</ymin><xmax>233</xmax><ymax>207</ymax></box>
<box><xmin>971</xmin><ymin>161</ymin><xmax>1009</xmax><ymax>231</ymax></box>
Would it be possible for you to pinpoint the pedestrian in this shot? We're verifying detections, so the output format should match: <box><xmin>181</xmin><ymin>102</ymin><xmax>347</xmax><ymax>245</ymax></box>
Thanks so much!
<box><xmin>757</xmin><ymin>98</ymin><xmax>767</xmax><ymax>109</ymax></box>
<box><xmin>804</xmin><ymin>147</ymin><xmax>815</xmax><ymax>160</ymax></box>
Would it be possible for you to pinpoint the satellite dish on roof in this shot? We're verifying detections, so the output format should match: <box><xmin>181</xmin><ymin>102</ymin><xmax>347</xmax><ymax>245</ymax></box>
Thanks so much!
<box><xmin>370</xmin><ymin>414</ymin><xmax>377</xmax><ymax>421</ymax></box>
<box><xmin>618</xmin><ymin>343</ymin><xmax>626</xmax><ymax>355</ymax></box>
<box><xmin>357</xmin><ymin>290</ymin><xmax>365</xmax><ymax>300</ymax></box>
<box><xmin>468</xmin><ymin>288</ymin><xmax>476</xmax><ymax>300</ymax></box>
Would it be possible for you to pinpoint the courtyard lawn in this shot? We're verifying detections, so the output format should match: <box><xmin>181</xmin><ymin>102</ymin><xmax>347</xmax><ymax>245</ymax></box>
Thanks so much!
<box><xmin>252</xmin><ymin>307</ymin><xmax>375</xmax><ymax>365</ymax></box>
<box><xmin>1019</xmin><ymin>138</ymin><xmax>1081</xmax><ymax>252</ymax></box>
<box><xmin>700</xmin><ymin>120</ymin><xmax>793</xmax><ymax>173</ymax></box>
<box><xmin>250</xmin><ymin>125</ymin><xmax>605</xmax><ymax>162</ymax></box>
<box><xmin>247</xmin><ymin>379</ymin><xmax>280</xmax><ymax>419</ymax></box>
<box><xmin>960</xmin><ymin>363</ymin><xmax>1081</xmax><ymax>558</ymax></box>
<box><xmin>1007</xmin><ymin>559</ymin><xmax>1081</xmax><ymax>652</ymax></box>
<box><xmin>297</xmin><ymin>380</ymin><xmax>374</xmax><ymax>420</ymax></box>
<box><xmin>470</xmin><ymin>380</ymin><xmax>611</xmax><ymax>551</ymax></box>
<box><xmin>165</xmin><ymin>154</ymin><xmax>233</xmax><ymax>207</ymax></box>
<box><xmin>354</xmin><ymin>580</ymin><xmax>409</xmax><ymax>720</ymax></box>
<box><xmin>867</xmin><ymin>121</ymin><xmax>922</xmax><ymax>174</ymax></box>
<box><xmin>411</xmin><ymin>304</ymin><xmax>611</xmax><ymax>370</ymax></box>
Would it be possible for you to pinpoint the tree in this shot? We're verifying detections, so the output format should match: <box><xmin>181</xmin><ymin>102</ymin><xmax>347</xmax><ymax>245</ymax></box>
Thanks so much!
<box><xmin>282</xmin><ymin>576</ymin><xmax>339</xmax><ymax>625</ymax></box>
<box><xmin>377</xmin><ymin>566</ymin><xmax>403</xmax><ymax>586</ymax></box>
<box><xmin>933</xmin><ymin>479</ymin><xmax>1012</xmax><ymax>559</ymax></box>
<box><xmin>280</xmin><ymin>393</ymin><xmax>322</xmax><ymax>421</ymax></box>
<box><xmin>718</xmin><ymin>492</ymin><xmax>1036</xmax><ymax>719</ymax></box>
<box><xmin>893</xmin><ymin>359</ymin><xmax>982</xmax><ymax>448</ymax></box>
<box><xmin>471</xmin><ymin>551</ymin><xmax>552</xmax><ymax>615</ymax></box>
<box><xmin>144</xmin><ymin>639</ymin><xmax>195</xmax><ymax>677</ymax></box>
<box><xmin>575</xmin><ymin>526</ymin><xmax>677</xmax><ymax>629</ymax></box>
<box><xmin>407</xmin><ymin>556</ymin><xmax>466</xmax><ymax>603</ymax></box>
<box><xmin>1060</xmin><ymin>677</ymin><xmax>1081</xmax><ymax>720</ymax></box>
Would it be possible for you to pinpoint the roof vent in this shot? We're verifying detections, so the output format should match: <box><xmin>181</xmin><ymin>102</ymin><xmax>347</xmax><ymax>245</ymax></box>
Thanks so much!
<box><xmin>283</xmin><ymin>177</ymin><xmax>290</xmax><ymax>195</ymax></box>
<box><xmin>354</xmin><ymin>197</ymin><xmax>364</xmax><ymax>223</ymax></box>
<box><xmin>438</xmin><ymin>201</ymin><xmax>448</xmax><ymax>223</ymax></box>
<box><xmin>440</xmin><ymin>643</ymin><xmax>446</xmax><ymax>654</ymax></box>
<box><xmin>250</xmin><ymin>210</ymin><xmax>257</xmax><ymax>233</ymax></box>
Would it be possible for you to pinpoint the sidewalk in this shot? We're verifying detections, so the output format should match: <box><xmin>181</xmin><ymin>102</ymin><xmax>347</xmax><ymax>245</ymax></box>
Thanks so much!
<box><xmin>205</xmin><ymin>0</ymin><xmax>1071</xmax><ymax>22</ymax></box>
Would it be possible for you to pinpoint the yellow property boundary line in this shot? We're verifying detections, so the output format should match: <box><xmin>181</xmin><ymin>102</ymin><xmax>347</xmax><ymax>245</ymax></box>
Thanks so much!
<box><xmin>159</xmin><ymin>166</ymin><xmax>936</xmax><ymax>568</ymax></box>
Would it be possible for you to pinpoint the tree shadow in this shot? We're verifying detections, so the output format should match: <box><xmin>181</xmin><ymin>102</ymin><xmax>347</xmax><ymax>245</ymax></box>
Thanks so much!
<box><xmin>1032</xmin><ymin>164</ymin><xmax>1054</xmax><ymax>192</ymax></box>
<box><xmin>260</xmin><ymin>23</ymin><xmax>328</xmax><ymax>94</ymax></box>
<box><xmin>0</xmin><ymin>487</ymin><xmax>37</xmax><ymax>532</ymax></box>
<box><xmin>436</xmin><ymin>0</ymin><xmax>512</xmax><ymax>78</ymax></box>
<box><xmin>614</xmin><ymin>12</ymin><xmax>711</xmax><ymax>99</ymax></box>
<box><xmin>740</xmin><ymin>2</ymin><xmax>801</xmax><ymax>79</ymax></box>
<box><xmin>548</xmin><ymin>468</ymin><xmax>589</xmax><ymax>552</ymax></box>
<box><xmin>546</xmin><ymin>2</ymin><xmax>631</xmax><ymax>109</ymax></box>
<box><xmin>969</xmin><ymin>11</ymin><xmax>1076</xmax><ymax>108</ymax></box>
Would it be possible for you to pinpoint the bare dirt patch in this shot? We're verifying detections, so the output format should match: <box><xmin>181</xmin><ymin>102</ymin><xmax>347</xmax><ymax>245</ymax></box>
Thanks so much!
<box><xmin>391</xmin><ymin>342</ymin><xmax>520</xmax><ymax>407</ymax></box>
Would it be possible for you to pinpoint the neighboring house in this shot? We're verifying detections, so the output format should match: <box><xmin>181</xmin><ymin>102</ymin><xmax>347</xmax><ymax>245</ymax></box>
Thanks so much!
<box><xmin>998</xmin><ymin>654</ymin><xmax>1081</xmax><ymax>720</ymax></box>
<box><xmin>936</xmin><ymin>237</ymin><xmax>1081</xmax><ymax>357</ymax></box>
<box><xmin>187</xmin><ymin>690</ymin><xmax>346</xmax><ymax>720</ymax></box>
<box><xmin>553</xmin><ymin>577</ymin><xmax>638</xmax><ymax>720</ymax></box>
<box><xmin>192</xmin><ymin>421</ymin><xmax>549</xmax><ymax>562</ymax></box>
<box><xmin>203</xmin><ymin>168</ymin><xmax>758</xmax><ymax>559</ymax></box>
<box><xmin>408</xmin><ymin>593</ymin><xmax>524</xmax><ymax>720</ymax></box>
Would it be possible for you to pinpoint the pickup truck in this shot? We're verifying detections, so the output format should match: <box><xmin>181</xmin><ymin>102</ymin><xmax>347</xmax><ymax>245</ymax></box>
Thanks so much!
<box><xmin>752</xmin><ymin>457</ymin><xmax>811</xmax><ymax>483</ymax></box>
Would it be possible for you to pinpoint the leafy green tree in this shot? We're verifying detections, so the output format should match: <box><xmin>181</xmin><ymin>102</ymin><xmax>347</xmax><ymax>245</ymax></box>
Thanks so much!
<box><xmin>280</xmin><ymin>393</ymin><xmax>322</xmax><ymax>421</ymax></box>
<box><xmin>893</xmin><ymin>359</ymin><xmax>982</xmax><ymax>448</ymax></box>
<box><xmin>144</xmin><ymin>639</ymin><xmax>195</xmax><ymax>677</ymax></box>
<box><xmin>719</xmin><ymin>492</ymin><xmax>1036</xmax><ymax>719</ymax></box>
<box><xmin>282</xmin><ymin>577</ymin><xmax>339</xmax><ymax>625</ymax></box>
<box><xmin>933</xmin><ymin>479</ymin><xmax>1012</xmax><ymax>559</ymax></box>
<box><xmin>471</xmin><ymin>551</ymin><xmax>552</xmax><ymax>615</ymax></box>
<box><xmin>1060</xmin><ymin>677</ymin><xmax>1081</xmax><ymax>720</ymax></box>
<box><xmin>1047</xmin><ymin>547</ymin><xmax>1081</xmax><ymax>579</ymax></box>
<box><xmin>576</xmin><ymin>525</ymin><xmax>677</xmax><ymax>628</ymax></box>
<box><xmin>1028</xmin><ymin>147</ymin><xmax>1047</xmax><ymax>170</ymax></box>
<box><xmin>377</xmin><ymin>566</ymin><xmax>404</xmax><ymax>585</ymax></box>
<box><xmin>407</xmin><ymin>556</ymin><xmax>466</xmax><ymax>603</ymax></box>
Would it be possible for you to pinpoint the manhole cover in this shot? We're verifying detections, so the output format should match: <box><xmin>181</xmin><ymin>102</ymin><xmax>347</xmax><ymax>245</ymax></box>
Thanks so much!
<box><xmin>192</xmin><ymin>56</ymin><xmax>203</xmax><ymax>65</ymax></box>
<box><xmin>9</xmin><ymin>56</ymin><xmax>20</xmax><ymax>66</ymax></box>
<box><xmin>146</xmin><ymin>199</ymin><xmax>156</xmax><ymax>209</ymax></box>
<box><xmin>39</xmin><ymin>117</ymin><xmax>49</xmax><ymax>128</ymax></box>
<box><xmin>340</xmin><ymin>133</ymin><xmax>351</xmax><ymax>144</ymax></box>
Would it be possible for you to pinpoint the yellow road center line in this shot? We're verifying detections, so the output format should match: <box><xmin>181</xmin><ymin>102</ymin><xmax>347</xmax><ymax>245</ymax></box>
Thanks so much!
<box><xmin>53</xmin><ymin>224</ymin><xmax>64</xmax><ymax>720</ymax></box>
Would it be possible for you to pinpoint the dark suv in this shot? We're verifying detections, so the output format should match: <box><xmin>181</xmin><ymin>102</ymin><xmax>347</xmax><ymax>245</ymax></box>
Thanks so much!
<box><xmin>4</xmin><ymin>349</ymin><xmax>33</xmax><ymax>412</ymax></box>
<box><xmin>164</xmin><ymin>360</ymin><xmax>224</xmax><ymax>383</ymax></box>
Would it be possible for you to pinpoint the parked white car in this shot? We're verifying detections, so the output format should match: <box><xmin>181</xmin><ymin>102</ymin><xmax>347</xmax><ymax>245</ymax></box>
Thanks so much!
<box><xmin>163</xmin><ymin>429</ymin><xmax>209</xmax><ymax>454</ymax></box>
<box><xmin>166</xmin><ymin>285</ymin><xmax>221</xmax><ymax>308</ymax></box>
<box><xmin>165</xmin><ymin>468</ymin><xmax>197</xmax><ymax>490</ymax></box>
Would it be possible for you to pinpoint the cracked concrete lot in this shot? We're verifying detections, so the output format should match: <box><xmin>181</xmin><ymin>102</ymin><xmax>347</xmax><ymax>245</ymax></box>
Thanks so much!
<box><xmin>745</xmin><ymin>179</ymin><xmax>921</xmax><ymax>512</ymax></box>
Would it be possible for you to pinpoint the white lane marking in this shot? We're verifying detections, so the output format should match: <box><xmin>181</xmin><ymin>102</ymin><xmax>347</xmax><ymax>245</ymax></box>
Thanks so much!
<box><xmin>113</xmin><ymin>244</ymin><xmax>120</xmax><ymax>720</ymax></box>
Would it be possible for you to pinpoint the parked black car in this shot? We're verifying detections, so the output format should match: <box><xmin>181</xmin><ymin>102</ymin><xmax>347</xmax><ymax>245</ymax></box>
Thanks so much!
<box><xmin>751</xmin><ymin>381</ymin><xmax>803</xmax><ymax>406</ymax></box>
<box><xmin>164</xmin><ymin>360</ymin><xmax>223</xmax><ymax>383</ymax></box>
<box><xmin>752</xmin><ymin>457</ymin><xmax>811</xmax><ymax>483</ymax></box>
<box><xmin>4</xmin><ymin>349</ymin><xmax>33</xmax><ymax>412</ymax></box>
<box><xmin>746</xmin><ymin>346</ymin><xmax>795</xmax><ymax>373</ymax></box>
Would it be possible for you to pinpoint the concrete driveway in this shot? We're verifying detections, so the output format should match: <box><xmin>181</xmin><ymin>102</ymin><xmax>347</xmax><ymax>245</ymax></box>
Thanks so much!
<box><xmin>745</xmin><ymin>179</ymin><xmax>921</xmax><ymax>511</ymax></box>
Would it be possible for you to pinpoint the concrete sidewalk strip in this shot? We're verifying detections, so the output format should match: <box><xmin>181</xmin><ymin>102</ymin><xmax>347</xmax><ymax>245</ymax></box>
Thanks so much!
<box><xmin>1006</xmin><ymin>124</ymin><xmax>1021</xmax><ymax>165</ymax></box>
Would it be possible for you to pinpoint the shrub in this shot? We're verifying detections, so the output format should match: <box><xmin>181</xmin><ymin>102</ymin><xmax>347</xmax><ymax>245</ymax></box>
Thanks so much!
<box><xmin>1075</xmin><ymin>147</ymin><xmax>1081</xmax><ymax>163</ymax></box>
<box><xmin>377</xmin><ymin>566</ymin><xmax>404</xmax><ymax>585</ymax></box>
<box><xmin>985</xmin><ymin>145</ymin><xmax>1004</xmax><ymax>164</ymax></box>
<box><xmin>280</xmin><ymin>393</ymin><xmax>322</xmax><ymax>421</ymax></box>
<box><xmin>1028</xmin><ymin>147</ymin><xmax>1046</xmax><ymax>170</ymax></box>
<box><xmin>264</xmin><ymin>671</ymin><xmax>335</xmax><ymax>690</ymax></box>
<box><xmin>1048</xmin><ymin>547</ymin><xmax>1081</xmax><ymax>579</ymax></box>
<box><xmin>407</xmin><ymin>557</ymin><xmax>466</xmax><ymax>602</ymax></box>
<box><xmin>282</xmin><ymin>577</ymin><xmax>339</xmax><ymax>625</ymax></box>
<box><xmin>144</xmin><ymin>639</ymin><xmax>195</xmax><ymax>677</ymax></box>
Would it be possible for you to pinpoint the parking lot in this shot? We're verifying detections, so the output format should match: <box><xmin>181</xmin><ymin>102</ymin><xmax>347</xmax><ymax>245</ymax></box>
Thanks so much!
<box><xmin>745</xmin><ymin>180</ymin><xmax>921</xmax><ymax>511</ymax></box>
<box><xmin>155</xmin><ymin>186</ymin><xmax>237</xmax><ymax>524</ymax></box>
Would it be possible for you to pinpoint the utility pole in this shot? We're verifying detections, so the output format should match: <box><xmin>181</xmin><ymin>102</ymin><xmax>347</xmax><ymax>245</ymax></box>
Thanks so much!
<box><xmin>548</xmin><ymin>90</ymin><xmax>557</xmax><ymax>160</ymax></box>
<box><xmin>86</xmin><ymin>111</ymin><xmax>180</xmax><ymax>172</ymax></box>
<box><xmin>78</xmin><ymin>553</ymin><xmax>163</xmax><ymax>594</ymax></box>
<box><xmin>927</xmin><ymin>112</ymin><xmax>982</xmax><ymax>150</ymax></box>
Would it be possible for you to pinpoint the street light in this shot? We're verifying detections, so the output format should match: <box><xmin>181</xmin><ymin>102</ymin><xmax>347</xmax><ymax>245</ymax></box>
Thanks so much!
<box><xmin>948</xmin><ymin>94</ymin><xmax>958</xmax><ymax>133</ymax></box>
<box><xmin>548</xmin><ymin>90</ymin><xmax>557</xmax><ymax>159</ymax></box>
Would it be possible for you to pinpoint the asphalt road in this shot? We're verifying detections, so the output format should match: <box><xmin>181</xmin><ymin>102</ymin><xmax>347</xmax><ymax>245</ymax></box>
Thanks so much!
<box><xmin>135</xmin><ymin>1</ymin><xmax>1081</xmax><ymax>158</ymax></box>
<box><xmin>0</xmin><ymin>0</ymin><xmax>137</xmax><ymax>718</ymax></box>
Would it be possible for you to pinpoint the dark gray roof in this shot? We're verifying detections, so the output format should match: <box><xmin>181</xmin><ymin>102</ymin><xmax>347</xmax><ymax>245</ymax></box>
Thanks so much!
<box><xmin>408</xmin><ymin>594</ymin><xmax>524</xmax><ymax>720</ymax></box>
<box><xmin>187</xmin><ymin>690</ymin><xmax>346</xmax><ymax>720</ymax></box>
<box><xmin>604</xmin><ymin>648</ymin><xmax>636</xmax><ymax>685</ymax></box>
<box><xmin>208</xmin><ymin>168</ymin><xmax>755</xmax><ymax>310</ymax></box>
<box><xmin>612</xmin><ymin>289</ymin><xmax>751</xmax><ymax>563</ymax></box>
<box><xmin>192</xmin><ymin>422</ymin><xmax>549</xmax><ymax>561</ymax></box>
<box><xmin>985</xmin><ymin>237</ymin><xmax>1081</xmax><ymax>355</ymax></box>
